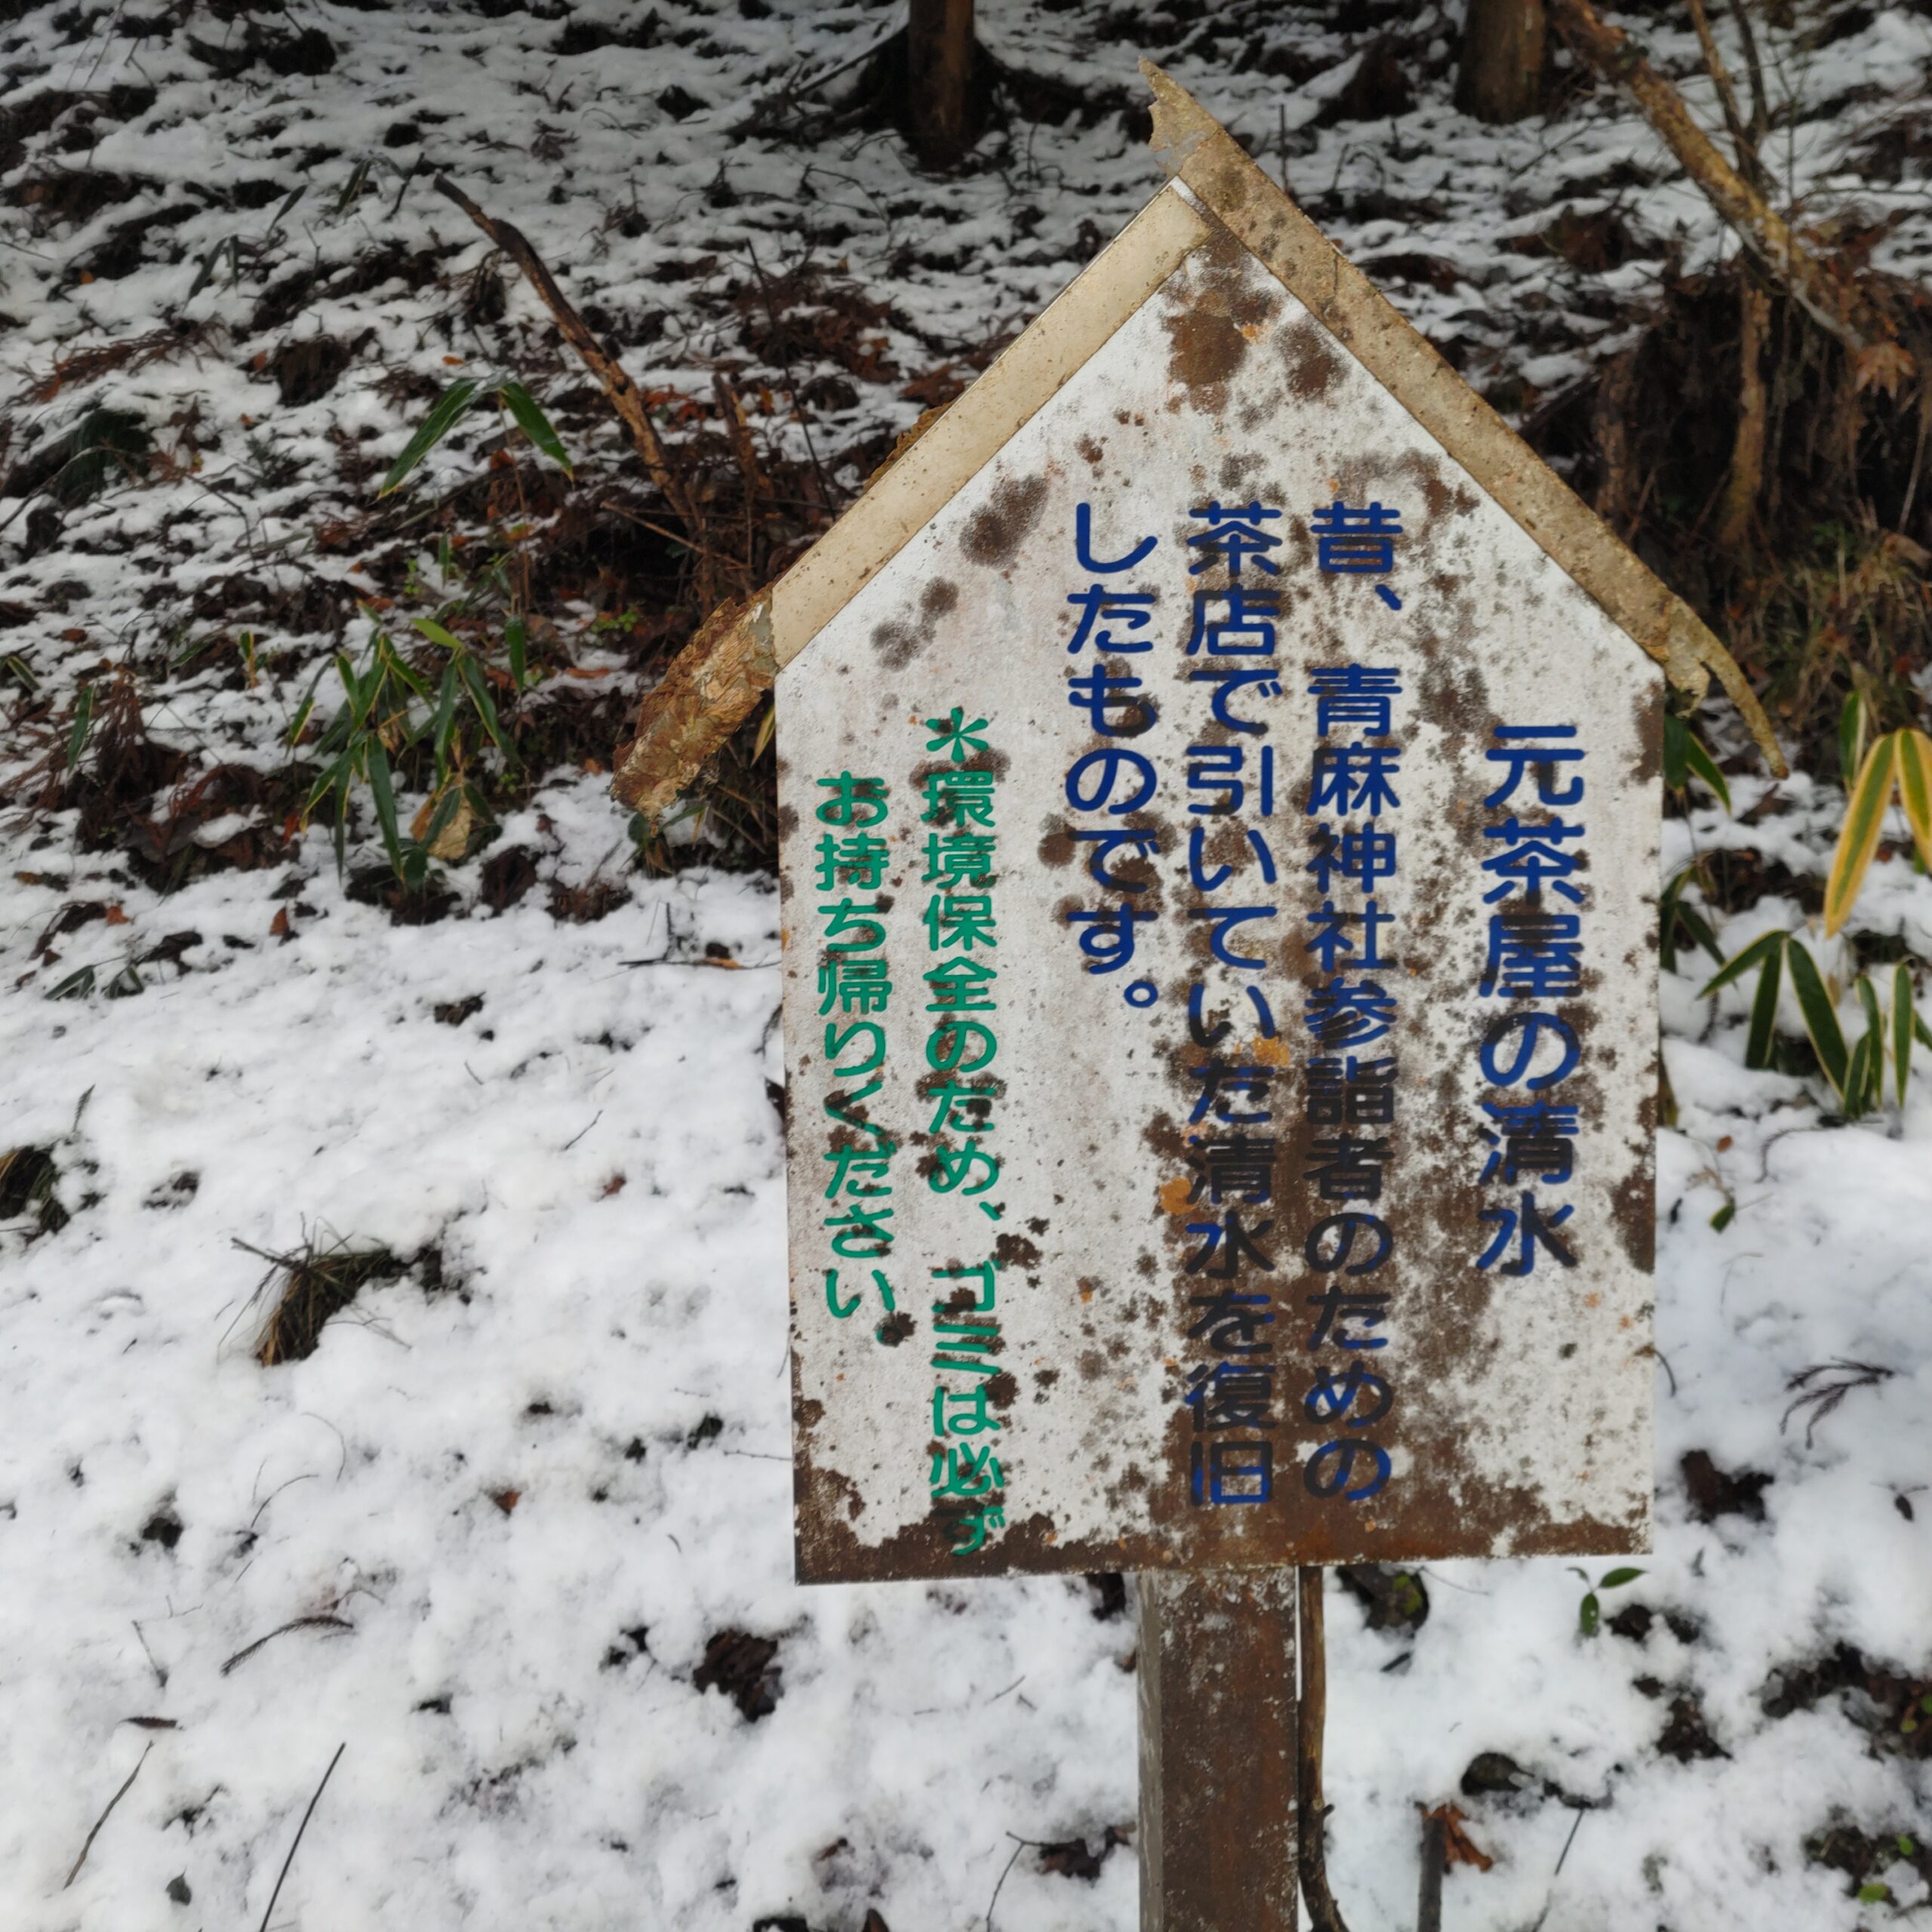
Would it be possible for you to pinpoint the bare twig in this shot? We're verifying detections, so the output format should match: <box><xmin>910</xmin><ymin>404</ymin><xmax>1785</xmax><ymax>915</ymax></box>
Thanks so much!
<box><xmin>220</xmin><ymin>1614</ymin><xmax>353</xmax><ymax>1676</ymax></box>
<box><xmin>432</xmin><ymin>175</ymin><xmax>709</xmax><ymax>572</ymax></box>
<box><xmin>1297</xmin><ymin>1567</ymin><xmax>1353</xmax><ymax>1932</ymax></box>
<box><xmin>255</xmin><ymin>1742</ymin><xmax>346</xmax><ymax>1932</ymax></box>
<box><xmin>1727</xmin><ymin>0</ymin><xmax>1770</xmax><ymax>148</ymax></box>
<box><xmin>1686</xmin><ymin>0</ymin><xmax>1764</xmax><ymax>189</ymax></box>
<box><xmin>63</xmin><ymin>1743</ymin><xmax>151</xmax><ymax>1888</ymax></box>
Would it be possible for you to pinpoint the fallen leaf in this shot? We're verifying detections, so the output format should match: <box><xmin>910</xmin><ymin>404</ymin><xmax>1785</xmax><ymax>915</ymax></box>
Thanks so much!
<box><xmin>269</xmin><ymin>907</ymin><xmax>291</xmax><ymax>939</ymax></box>
<box><xmin>489</xmin><ymin>1487</ymin><xmax>520</xmax><ymax>1515</ymax></box>
<box><xmin>601</xmin><ymin>1174</ymin><xmax>626</xmax><ymax>1197</ymax></box>
<box><xmin>1425</xmin><ymin>1802</ymin><xmax>1494</xmax><ymax>1872</ymax></box>
<box><xmin>60</xmin><ymin>627</ymin><xmax>87</xmax><ymax>643</ymax></box>
<box><xmin>563</xmin><ymin>666</ymin><xmax>614</xmax><ymax>680</ymax></box>
<box><xmin>103</xmin><ymin>903</ymin><xmax>128</xmax><ymax>926</ymax></box>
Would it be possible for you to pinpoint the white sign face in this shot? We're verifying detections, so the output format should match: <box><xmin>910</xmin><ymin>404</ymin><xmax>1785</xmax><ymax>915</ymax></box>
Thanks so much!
<box><xmin>777</xmin><ymin>228</ymin><xmax>1660</xmax><ymax>1585</ymax></box>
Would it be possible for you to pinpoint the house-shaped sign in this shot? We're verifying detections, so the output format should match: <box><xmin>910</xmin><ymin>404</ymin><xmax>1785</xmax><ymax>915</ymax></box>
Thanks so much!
<box><xmin>737</xmin><ymin>66</ymin><xmax>1769</xmax><ymax>1586</ymax></box>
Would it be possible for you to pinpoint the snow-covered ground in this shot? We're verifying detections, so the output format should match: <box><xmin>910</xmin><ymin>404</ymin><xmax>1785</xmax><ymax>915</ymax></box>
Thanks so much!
<box><xmin>4</xmin><ymin>2</ymin><xmax>1932</xmax><ymax>1927</ymax></box>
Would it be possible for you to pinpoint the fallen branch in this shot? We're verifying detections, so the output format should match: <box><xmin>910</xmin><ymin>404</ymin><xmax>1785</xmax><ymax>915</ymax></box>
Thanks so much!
<box><xmin>1546</xmin><ymin>0</ymin><xmax>1891</xmax><ymax>359</ymax></box>
<box><xmin>255</xmin><ymin>1742</ymin><xmax>346</xmax><ymax>1932</ymax></box>
<box><xmin>432</xmin><ymin>175</ymin><xmax>709</xmax><ymax>576</ymax></box>
<box><xmin>63</xmin><ymin>1743</ymin><xmax>150</xmax><ymax>1889</ymax></box>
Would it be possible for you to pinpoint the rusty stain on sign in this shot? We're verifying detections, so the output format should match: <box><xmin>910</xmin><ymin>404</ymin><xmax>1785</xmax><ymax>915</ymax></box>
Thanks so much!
<box><xmin>772</xmin><ymin>69</ymin><xmax>1674</xmax><ymax>1586</ymax></box>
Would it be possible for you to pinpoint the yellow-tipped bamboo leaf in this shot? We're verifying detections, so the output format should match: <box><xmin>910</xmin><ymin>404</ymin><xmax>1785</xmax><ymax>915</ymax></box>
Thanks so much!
<box><xmin>1744</xmin><ymin>938</ymin><xmax>1783</xmax><ymax>1070</ymax></box>
<box><xmin>1786</xmin><ymin>940</ymin><xmax>1850</xmax><ymax>1099</ymax></box>
<box><xmin>1896</xmin><ymin>962</ymin><xmax>1915</xmax><ymax>1107</ymax></box>
<box><xmin>1897</xmin><ymin>728</ymin><xmax>1932</xmax><ymax>872</ymax></box>
<box><xmin>1700</xmin><ymin>929</ymin><xmax>1786</xmax><ymax>998</ymax></box>
<box><xmin>1839</xmin><ymin>690</ymin><xmax>1869</xmax><ymax>789</ymax></box>
<box><xmin>1823</xmin><ymin>732</ymin><xmax>1900</xmax><ymax>936</ymax></box>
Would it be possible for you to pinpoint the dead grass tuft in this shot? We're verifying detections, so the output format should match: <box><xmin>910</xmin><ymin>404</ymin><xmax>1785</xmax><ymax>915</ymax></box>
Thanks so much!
<box><xmin>236</xmin><ymin>1236</ymin><xmax>408</xmax><ymax>1365</ymax></box>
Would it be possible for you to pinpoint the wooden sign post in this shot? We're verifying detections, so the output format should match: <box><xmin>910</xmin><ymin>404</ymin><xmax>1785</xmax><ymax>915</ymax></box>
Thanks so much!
<box><xmin>621</xmin><ymin>62</ymin><xmax>1776</xmax><ymax>1932</ymax></box>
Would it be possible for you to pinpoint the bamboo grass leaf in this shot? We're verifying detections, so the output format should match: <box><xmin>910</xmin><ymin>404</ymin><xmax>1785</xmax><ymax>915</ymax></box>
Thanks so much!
<box><xmin>1823</xmin><ymin>733</ymin><xmax>1900</xmax><ymax>936</ymax></box>
<box><xmin>379</xmin><ymin>377</ymin><xmax>480</xmax><ymax>496</ymax></box>
<box><xmin>1858</xmin><ymin>976</ymin><xmax>1884</xmax><ymax>1113</ymax></box>
<box><xmin>1700</xmin><ymin>928</ymin><xmax>1786</xmax><ymax>998</ymax></box>
<box><xmin>366</xmin><ymin>738</ymin><xmax>403</xmax><ymax>875</ymax></box>
<box><xmin>410</xmin><ymin>617</ymin><xmax>466</xmax><ymax>654</ymax></box>
<box><xmin>458</xmin><ymin>655</ymin><xmax>506</xmax><ymax>755</ymax></box>
<box><xmin>1838</xmin><ymin>690</ymin><xmax>1868</xmax><ymax>788</ymax></box>
<box><xmin>1895</xmin><ymin>961</ymin><xmax>1915</xmax><ymax>1108</ymax></box>
<box><xmin>498</xmin><ymin>381</ymin><xmax>573</xmax><ymax>475</ymax></box>
<box><xmin>64</xmin><ymin>684</ymin><xmax>94</xmax><ymax>770</ymax></box>
<box><xmin>1745</xmin><ymin>939</ymin><xmax>1783</xmax><ymax>1070</ymax></box>
<box><xmin>1786</xmin><ymin>940</ymin><xmax>1850</xmax><ymax>1099</ymax></box>
<box><xmin>1897</xmin><ymin>728</ymin><xmax>1932</xmax><ymax>872</ymax></box>
<box><xmin>1683</xmin><ymin>732</ymin><xmax>1732</xmax><ymax>814</ymax></box>
<box><xmin>1844</xmin><ymin>1031</ymin><xmax>1875</xmax><ymax>1118</ymax></box>
<box><xmin>506</xmin><ymin>617</ymin><xmax>529</xmax><ymax>691</ymax></box>
<box><xmin>1663</xmin><ymin>712</ymin><xmax>1689</xmax><ymax>792</ymax></box>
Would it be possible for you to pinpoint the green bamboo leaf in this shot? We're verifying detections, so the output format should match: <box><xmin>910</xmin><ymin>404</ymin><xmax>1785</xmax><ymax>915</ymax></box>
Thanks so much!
<box><xmin>1824</xmin><ymin>732</ymin><xmax>1899</xmax><ymax>936</ymax></box>
<box><xmin>1659</xmin><ymin>868</ymin><xmax>1686</xmax><ymax>973</ymax></box>
<box><xmin>1897</xmin><ymin>728</ymin><xmax>1932</xmax><ymax>872</ymax></box>
<box><xmin>411</xmin><ymin>617</ymin><xmax>466</xmax><ymax>654</ymax></box>
<box><xmin>1676</xmin><ymin>900</ymin><xmax>1723</xmax><ymax>966</ymax></box>
<box><xmin>378</xmin><ymin>633</ymin><xmax>431</xmax><ymax>699</ymax></box>
<box><xmin>1683</xmin><ymin>733</ymin><xmax>1732</xmax><ymax>814</ymax></box>
<box><xmin>506</xmin><ymin>616</ymin><xmax>528</xmax><ymax>691</ymax></box>
<box><xmin>497</xmin><ymin>380</ymin><xmax>573</xmax><ymax>475</ymax></box>
<box><xmin>1895</xmin><ymin>961</ymin><xmax>1914</xmax><ymax>1108</ymax></box>
<box><xmin>1838</xmin><ymin>689</ymin><xmax>1867</xmax><ymax>789</ymax></box>
<box><xmin>1745</xmin><ymin>938</ymin><xmax>1783</xmax><ymax>1070</ymax></box>
<box><xmin>1579</xmin><ymin>1592</ymin><xmax>1600</xmax><ymax>1637</ymax></box>
<box><xmin>378</xmin><ymin>377</ymin><xmax>481</xmax><ymax>496</ymax></box>
<box><xmin>1844</xmin><ymin>1032</ymin><xmax>1875</xmax><ymax>1120</ymax></box>
<box><xmin>63</xmin><ymin>684</ymin><xmax>94</xmax><ymax>770</ymax></box>
<box><xmin>46</xmin><ymin>964</ymin><xmax>96</xmax><ymax>1000</ymax></box>
<box><xmin>420</xmin><ymin>784</ymin><xmax>462</xmax><ymax>853</ymax></box>
<box><xmin>1700</xmin><ymin>928</ymin><xmax>1786</xmax><ymax>998</ymax></box>
<box><xmin>1598</xmin><ymin>1567</ymin><xmax>1644</xmax><ymax>1589</ymax></box>
<box><xmin>431</xmin><ymin>664</ymin><xmax>460</xmax><ymax>779</ymax></box>
<box><xmin>1915</xmin><ymin>1010</ymin><xmax>1932</xmax><ymax>1054</ymax></box>
<box><xmin>1786</xmin><ymin>940</ymin><xmax>1850</xmax><ymax>1100</ymax></box>
<box><xmin>458</xmin><ymin>654</ymin><xmax>505</xmax><ymax>754</ymax></box>
<box><xmin>1663</xmin><ymin>712</ymin><xmax>1689</xmax><ymax>792</ymax></box>
<box><xmin>1710</xmin><ymin>1200</ymin><xmax>1737</xmax><ymax>1232</ymax></box>
<box><xmin>366</xmin><ymin>737</ymin><xmax>404</xmax><ymax>874</ymax></box>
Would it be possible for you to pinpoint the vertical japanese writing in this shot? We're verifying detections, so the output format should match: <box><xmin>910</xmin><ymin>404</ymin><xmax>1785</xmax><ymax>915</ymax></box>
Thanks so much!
<box><xmin>1475</xmin><ymin>727</ymin><xmax>1586</xmax><ymax>1278</ymax></box>
<box><xmin>1298</xmin><ymin>657</ymin><xmax>1401</xmax><ymax>1507</ymax></box>
<box><xmin>921</xmin><ymin>707</ymin><xmax>1008</xmax><ymax>1557</ymax></box>
<box><xmin>1179</xmin><ymin>501</ymin><xmax>1287</xmax><ymax>1508</ymax></box>
<box><xmin>1062</xmin><ymin>502</ymin><xmax>1162</xmax><ymax>991</ymax></box>
<box><xmin>814</xmin><ymin>771</ymin><xmax>899</xmax><ymax>1334</ymax></box>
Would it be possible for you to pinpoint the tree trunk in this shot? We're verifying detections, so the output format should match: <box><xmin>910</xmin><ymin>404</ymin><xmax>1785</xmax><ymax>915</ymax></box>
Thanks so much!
<box><xmin>1457</xmin><ymin>0</ymin><xmax>1545</xmax><ymax>124</ymax></box>
<box><xmin>906</xmin><ymin>0</ymin><xmax>975</xmax><ymax>170</ymax></box>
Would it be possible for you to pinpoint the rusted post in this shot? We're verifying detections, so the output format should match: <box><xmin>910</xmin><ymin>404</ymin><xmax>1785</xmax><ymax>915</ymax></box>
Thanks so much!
<box><xmin>906</xmin><ymin>0</ymin><xmax>976</xmax><ymax>170</ymax></box>
<box><xmin>1136</xmin><ymin>1570</ymin><xmax>1298</xmax><ymax>1932</ymax></box>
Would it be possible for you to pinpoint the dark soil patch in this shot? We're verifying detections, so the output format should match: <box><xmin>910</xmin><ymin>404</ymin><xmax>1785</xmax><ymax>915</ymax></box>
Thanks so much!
<box><xmin>1681</xmin><ymin>1448</ymin><xmax>1773</xmax><ymax>1524</ymax></box>
<box><xmin>269</xmin><ymin>333</ymin><xmax>362</xmax><ymax>406</ymax></box>
<box><xmin>1337</xmin><ymin>1563</ymin><xmax>1429</xmax><ymax>1632</ymax></box>
<box><xmin>242</xmin><ymin>1235</ymin><xmax>409</xmax><ymax>1364</ymax></box>
<box><xmin>0</xmin><ymin>1146</ymin><xmax>68</xmax><ymax>1237</ymax></box>
<box><xmin>478</xmin><ymin>844</ymin><xmax>540</xmax><ymax>910</ymax></box>
<box><xmin>692</xmin><ymin>1629</ymin><xmax>780</xmax><ymax>1720</ymax></box>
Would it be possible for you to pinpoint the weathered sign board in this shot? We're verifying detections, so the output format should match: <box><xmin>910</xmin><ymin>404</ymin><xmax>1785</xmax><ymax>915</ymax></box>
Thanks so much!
<box><xmin>771</xmin><ymin>74</ymin><xmax>1672</xmax><ymax>1590</ymax></box>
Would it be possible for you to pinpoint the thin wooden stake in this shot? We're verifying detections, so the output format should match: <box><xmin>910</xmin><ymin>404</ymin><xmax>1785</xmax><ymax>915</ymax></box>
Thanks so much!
<box><xmin>1418</xmin><ymin>1806</ymin><xmax>1448</xmax><ymax>1932</ymax></box>
<box><xmin>1297</xmin><ymin>1565</ymin><xmax>1354</xmax><ymax>1932</ymax></box>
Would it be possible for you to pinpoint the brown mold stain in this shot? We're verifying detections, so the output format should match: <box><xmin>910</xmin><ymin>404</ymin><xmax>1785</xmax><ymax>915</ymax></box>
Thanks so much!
<box><xmin>962</xmin><ymin>472</ymin><xmax>1050</xmax><ymax>567</ymax></box>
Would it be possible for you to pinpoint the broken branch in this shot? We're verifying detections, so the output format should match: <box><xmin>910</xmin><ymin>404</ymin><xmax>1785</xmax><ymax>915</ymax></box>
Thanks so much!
<box><xmin>432</xmin><ymin>176</ymin><xmax>708</xmax><ymax>556</ymax></box>
<box><xmin>1546</xmin><ymin>0</ymin><xmax>1881</xmax><ymax>355</ymax></box>
<box><xmin>63</xmin><ymin>1743</ymin><xmax>151</xmax><ymax>1890</ymax></box>
<box><xmin>611</xmin><ymin>593</ymin><xmax>776</xmax><ymax>820</ymax></box>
